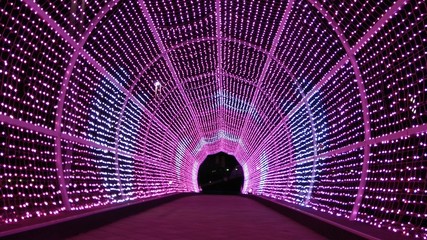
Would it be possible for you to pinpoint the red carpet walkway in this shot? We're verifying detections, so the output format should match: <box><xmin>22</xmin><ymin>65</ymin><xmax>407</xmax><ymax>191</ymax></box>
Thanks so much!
<box><xmin>67</xmin><ymin>195</ymin><xmax>326</xmax><ymax>240</ymax></box>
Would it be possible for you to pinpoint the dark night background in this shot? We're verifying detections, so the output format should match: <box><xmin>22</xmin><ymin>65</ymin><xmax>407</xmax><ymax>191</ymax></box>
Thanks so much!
<box><xmin>198</xmin><ymin>152</ymin><xmax>244</xmax><ymax>194</ymax></box>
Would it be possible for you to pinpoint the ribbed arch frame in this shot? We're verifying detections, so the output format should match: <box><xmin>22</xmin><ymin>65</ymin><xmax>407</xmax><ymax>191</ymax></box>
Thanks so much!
<box><xmin>19</xmin><ymin>0</ymin><xmax>418</xmax><ymax>204</ymax></box>
<box><xmin>305</xmin><ymin>0</ymin><xmax>371</xmax><ymax>217</ymax></box>
<box><xmin>21</xmin><ymin>0</ymin><xmax>414</xmax><ymax>210</ymax></box>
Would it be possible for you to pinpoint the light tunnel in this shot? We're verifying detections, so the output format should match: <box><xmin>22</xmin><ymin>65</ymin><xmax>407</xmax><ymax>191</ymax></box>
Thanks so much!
<box><xmin>0</xmin><ymin>0</ymin><xmax>426</xmax><ymax>239</ymax></box>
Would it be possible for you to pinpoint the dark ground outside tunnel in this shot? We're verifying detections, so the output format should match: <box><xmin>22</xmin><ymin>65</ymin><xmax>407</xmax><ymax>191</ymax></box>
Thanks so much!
<box><xmin>198</xmin><ymin>152</ymin><xmax>244</xmax><ymax>194</ymax></box>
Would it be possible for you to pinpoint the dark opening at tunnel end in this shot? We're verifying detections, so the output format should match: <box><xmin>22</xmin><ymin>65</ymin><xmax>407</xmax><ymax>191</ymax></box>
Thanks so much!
<box><xmin>198</xmin><ymin>152</ymin><xmax>244</xmax><ymax>195</ymax></box>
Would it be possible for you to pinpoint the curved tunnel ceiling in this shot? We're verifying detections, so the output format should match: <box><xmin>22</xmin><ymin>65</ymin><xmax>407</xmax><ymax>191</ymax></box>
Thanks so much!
<box><xmin>1</xmin><ymin>0</ymin><xmax>426</xmax><ymax>238</ymax></box>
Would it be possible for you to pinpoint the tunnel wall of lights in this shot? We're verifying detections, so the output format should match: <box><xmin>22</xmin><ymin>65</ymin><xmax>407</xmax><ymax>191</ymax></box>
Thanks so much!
<box><xmin>1</xmin><ymin>0</ymin><xmax>426</xmax><ymax>238</ymax></box>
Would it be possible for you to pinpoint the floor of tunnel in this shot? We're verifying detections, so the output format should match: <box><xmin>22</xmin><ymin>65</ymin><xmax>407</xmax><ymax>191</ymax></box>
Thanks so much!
<box><xmin>66</xmin><ymin>195</ymin><xmax>326</xmax><ymax>240</ymax></box>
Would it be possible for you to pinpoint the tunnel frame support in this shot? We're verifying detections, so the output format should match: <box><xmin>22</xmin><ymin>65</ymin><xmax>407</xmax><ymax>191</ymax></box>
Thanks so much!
<box><xmin>14</xmin><ymin>0</ymin><xmax>417</xmax><ymax>219</ymax></box>
<box><xmin>138</xmin><ymin>0</ymin><xmax>205</xmax><ymax>145</ymax></box>
<box><xmin>306</xmin><ymin>0</ymin><xmax>371</xmax><ymax>221</ymax></box>
<box><xmin>215</xmin><ymin>0</ymin><xmax>225</xmax><ymax>150</ymax></box>
<box><xmin>233</xmin><ymin>0</ymin><xmax>295</xmax><ymax>156</ymax></box>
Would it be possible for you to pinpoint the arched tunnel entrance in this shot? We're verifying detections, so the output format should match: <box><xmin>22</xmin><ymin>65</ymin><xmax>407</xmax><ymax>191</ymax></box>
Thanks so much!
<box><xmin>197</xmin><ymin>152</ymin><xmax>244</xmax><ymax>194</ymax></box>
<box><xmin>0</xmin><ymin>0</ymin><xmax>425</xmax><ymax>239</ymax></box>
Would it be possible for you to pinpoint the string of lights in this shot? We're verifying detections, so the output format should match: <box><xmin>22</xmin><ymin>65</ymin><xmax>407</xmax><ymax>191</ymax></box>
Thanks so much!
<box><xmin>1</xmin><ymin>0</ymin><xmax>425</xmax><ymax>238</ymax></box>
